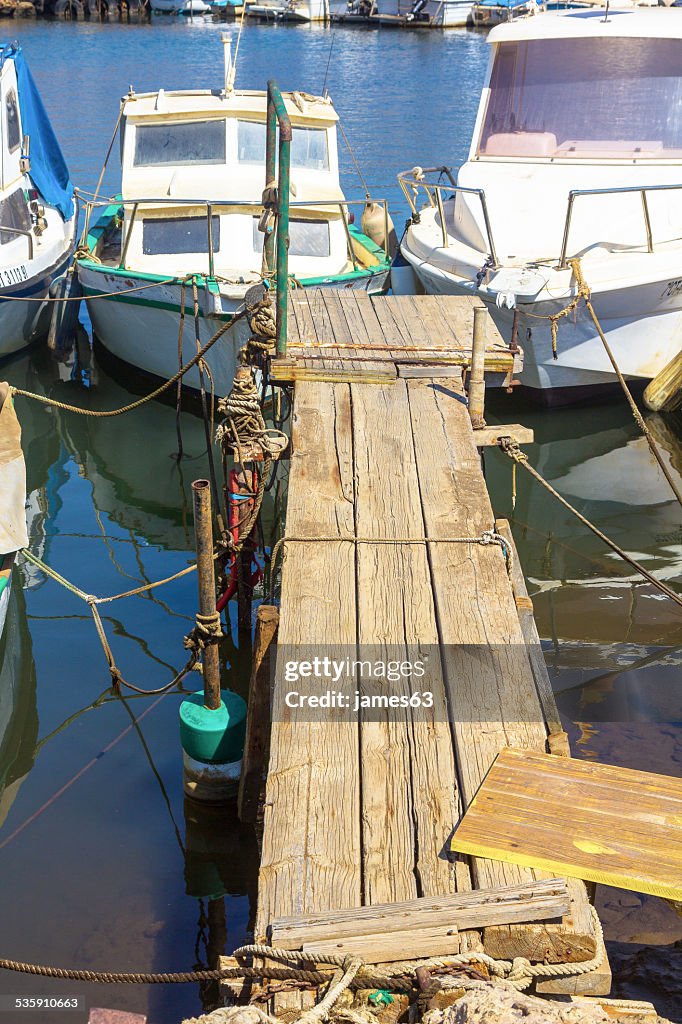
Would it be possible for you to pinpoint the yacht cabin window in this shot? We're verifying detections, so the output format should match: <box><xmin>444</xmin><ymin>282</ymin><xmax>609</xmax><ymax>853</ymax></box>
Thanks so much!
<box><xmin>478</xmin><ymin>37</ymin><xmax>682</xmax><ymax>160</ymax></box>
<box><xmin>142</xmin><ymin>215</ymin><xmax>221</xmax><ymax>256</ymax></box>
<box><xmin>5</xmin><ymin>90</ymin><xmax>20</xmax><ymax>153</ymax></box>
<box><xmin>238</xmin><ymin>120</ymin><xmax>329</xmax><ymax>170</ymax></box>
<box><xmin>134</xmin><ymin>120</ymin><xmax>226</xmax><ymax>166</ymax></box>
<box><xmin>252</xmin><ymin>216</ymin><xmax>331</xmax><ymax>257</ymax></box>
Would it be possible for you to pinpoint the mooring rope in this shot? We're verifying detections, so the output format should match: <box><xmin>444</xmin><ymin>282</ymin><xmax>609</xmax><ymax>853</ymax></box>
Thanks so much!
<box><xmin>499</xmin><ymin>436</ymin><xmax>682</xmax><ymax>609</ymax></box>
<box><xmin>0</xmin><ymin>906</ymin><xmax>604</xmax><ymax>994</ymax></box>
<box><xmin>268</xmin><ymin>531</ymin><xmax>512</xmax><ymax>603</ymax></box>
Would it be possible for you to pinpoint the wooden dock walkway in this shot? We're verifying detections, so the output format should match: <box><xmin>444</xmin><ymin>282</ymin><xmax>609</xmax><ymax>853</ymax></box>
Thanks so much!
<box><xmin>241</xmin><ymin>291</ymin><xmax>609</xmax><ymax>1010</ymax></box>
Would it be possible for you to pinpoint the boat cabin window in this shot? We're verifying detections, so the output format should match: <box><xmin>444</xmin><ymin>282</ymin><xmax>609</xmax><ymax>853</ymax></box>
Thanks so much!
<box><xmin>134</xmin><ymin>120</ymin><xmax>226</xmax><ymax>167</ymax></box>
<box><xmin>142</xmin><ymin>215</ymin><xmax>221</xmax><ymax>256</ymax></box>
<box><xmin>252</xmin><ymin>216</ymin><xmax>330</xmax><ymax>257</ymax></box>
<box><xmin>0</xmin><ymin>189</ymin><xmax>31</xmax><ymax>245</ymax></box>
<box><xmin>238</xmin><ymin>120</ymin><xmax>329</xmax><ymax>170</ymax></box>
<box><xmin>5</xmin><ymin>90</ymin><xmax>20</xmax><ymax>153</ymax></box>
<box><xmin>478</xmin><ymin>38</ymin><xmax>682</xmax><ymax>159</ymax></box>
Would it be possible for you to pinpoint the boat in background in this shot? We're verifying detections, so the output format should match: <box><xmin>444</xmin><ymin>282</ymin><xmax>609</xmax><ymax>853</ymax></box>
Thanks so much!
<box><xmin>246</xmin><ymin>0</ymin><xmax>328</xmax><ymax>20</ymax></box>
<box><xmin>0</xmin><ymin>44</ymin><xmax>76</xmax><ymax>364</ymax></box>
<box><xmin>373</xmin><ymin>0</ymin><xmax>474</xmax><ymax>26</ymax></box>
<box><xmin>399</xmin><ymin>11</ymin><xmax>682</xmax><ymax>405</ymax></box>
<box><xmin>471</xmin><ymin>0</ymin><xmax>537</xmax><ymax>25</ymax></box>
<box><xmin>77</xmin><ymin>37</ymin><xmax>392</xmax><ymax>400</ymax></box>
<box><xmin>151</xmin><ymin>0</ymin><xmax>212</xmax><ymax>13</ymax></box>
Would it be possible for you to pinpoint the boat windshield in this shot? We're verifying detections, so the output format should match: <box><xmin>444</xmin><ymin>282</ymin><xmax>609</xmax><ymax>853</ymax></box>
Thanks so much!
<box><xmin>478</xmin><ymin>37</ymin><xmax>682</xmax><ymax>159</ymax></box>
<box><xmin>237</xmin><ymin>120</ymin><xmax>329</xmax><ymax>170</ymax></box>
<box><xmin>134</xmin><ymin>120</ymin><xmax>226</xmax><ymax>166</ymax></box>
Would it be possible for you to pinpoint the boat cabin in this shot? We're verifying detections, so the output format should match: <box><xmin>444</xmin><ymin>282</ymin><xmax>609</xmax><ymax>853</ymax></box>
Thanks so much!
<box><xmin>454</xmin><ymin>11</ymin><xmax>682</xmax><ymax>263</ymax></box>
<box><xmin>115</xmin><ymin>86</ymin><xmax>356</xmax><ymax>282</ymax></box>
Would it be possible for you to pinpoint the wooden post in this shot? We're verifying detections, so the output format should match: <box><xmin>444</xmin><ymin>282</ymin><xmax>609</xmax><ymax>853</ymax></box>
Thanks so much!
<box><xmin>232</xmin><ymin>465</ymin><xmax>256</xmax><ymax>633</ymax></box>
<box><xmin>468</xmin><ymin>305</ymin><xmax>487</xmax><ymax>429</ymax></box>
<box><xmin>193</xmin><ymin>479</ymin><xmax>221</xmax><ymax>710</ymax></box>
<box><xmin>238</xmin><ymin>604</ymin><xmax>279</xmax><ymax>823</ymax></box>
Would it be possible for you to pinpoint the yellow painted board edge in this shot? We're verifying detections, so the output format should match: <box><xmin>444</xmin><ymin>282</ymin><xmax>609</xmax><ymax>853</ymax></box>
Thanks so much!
<box><xmin>450</xmin><ymin>836</ymin><xmax>682</xmax><ymax>902</ymax></box>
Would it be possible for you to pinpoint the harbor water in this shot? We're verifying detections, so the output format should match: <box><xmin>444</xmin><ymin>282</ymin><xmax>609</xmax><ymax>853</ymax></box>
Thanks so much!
<box><xmin>0</xmin><ymin>18</ymin><xmax>681</xmax><ymax>1023</ymax></box>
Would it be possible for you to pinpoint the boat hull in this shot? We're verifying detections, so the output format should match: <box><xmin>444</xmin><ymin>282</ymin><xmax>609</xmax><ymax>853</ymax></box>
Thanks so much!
<box><xmin>402</xmin><ymin>247</ymin><xmax>682</xmax><ymax>405</ymax></box>
<box><xmin>0</xmin><ymin>236</ymin><xmax>77</xmax><ymax>363</ymax></box>
<box><xmin>79</xmin><ymin>264</ymin><xmax>390</xmax><ymax>399</ymax></box>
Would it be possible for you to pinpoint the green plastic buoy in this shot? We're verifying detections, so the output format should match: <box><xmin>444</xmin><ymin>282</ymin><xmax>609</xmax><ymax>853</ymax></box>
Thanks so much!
<box><xmin>179</xmin><ymin>690</ymin><xmax>247</xmax><ymax>765</ymax></box>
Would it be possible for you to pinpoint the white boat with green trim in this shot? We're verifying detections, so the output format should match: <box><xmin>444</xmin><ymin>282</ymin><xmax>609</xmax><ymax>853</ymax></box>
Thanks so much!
<box><xmin>76</xmin><ymin>41</ymin><xmax>391</xmax><ymax>400</ymax></box>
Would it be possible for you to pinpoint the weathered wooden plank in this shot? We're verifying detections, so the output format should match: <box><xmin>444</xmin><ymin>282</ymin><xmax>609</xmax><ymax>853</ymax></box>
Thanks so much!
<box><xmin>474</xmin><ymin>425</ymin><xmax>534</xmax><ymax>448</ymax></box>
<box><xmin>452</xmin><ymin>747</ymin><xmax>682</xmax><ymax>901</ymax></box>
<box><xmin>270</xmin><ymin>878</ymin><xmax>570</xmax><ymax>946</ymax></box>
<box><xmin>256</xmin><ymin>381</ymin><xmax>361</xmax><ymax>942</ymax></box>
<box><xmin>238</xmin><ymin>604</ymin><xmax>279</xmax><ymax>824</ymax></box>
<box><xmin>405</xmin><ymin>378</ymin><xmax>598</xmax><ymax>970</ymax></box>
<box><xmin>350</xmin><ymin>380</ymin><xmax>464</xmax><ymax>905</ymax></box>
<box><xmin>269</xmin><ymin>363</ymin><xmax>397</xmax><ymax>384</ymax></box>
<box><xmin>303</xmin><ymin>926</ymin><xmax>461</xmax><ymax>963</ymax></box>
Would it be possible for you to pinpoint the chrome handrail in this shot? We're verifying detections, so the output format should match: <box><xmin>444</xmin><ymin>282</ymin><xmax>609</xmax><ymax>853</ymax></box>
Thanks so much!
<box><xmin>397</xmin><ymin>167</ymin><xmax>498</xmax><ymax>268</ymax></box>
<box><xmin>558</xmin><ymin>182</ymin><xmax>682</xmax><ymax>269</ymax></box>
<box><xmin>0</xmin><ymin>225</ymin><xmax>34</xmax><ymax>260</ymax></box>
<box><xmin>78</xmin><ymin>194</ymin><xmax>393</xmax><ymax>272</ymax></box>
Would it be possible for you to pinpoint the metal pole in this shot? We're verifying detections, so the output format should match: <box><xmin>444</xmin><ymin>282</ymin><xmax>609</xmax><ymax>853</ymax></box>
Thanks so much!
<box><xmin>641</xmin><ymin>190</ymin><xmax>654</xmax><ymax>254</ymax></box>
<box><xmin>274</xmin><ymin>102</ymin><xmax>291</xmax><ymax>358</ymax></box>
<box><xmin>192</xmin><ymin>479</ymin><xmax>221</xmax><ymax>711</ymax></box>
<box><xmin>468</xmin><ymin>305</ymin><xmax>487</xmax><ymax>430</ymax></box>
<box><xmin>119</xmin><ymin>202</ymin><xmax>138</xmax><ymax>269</ymax></box>
<box><xmin>558</xmin><ymin>193</ymin><xmax>575</xmax><ymax>270</ymax></box>
<box><xmin>264</xmin><ymin>92</ymin><xmax>277</xmax><ymax>276</ymax></box>
<box><xmin>206</xmin><ymin>203</ymin><xmax>215</xmax><ymax>279</ymax></box>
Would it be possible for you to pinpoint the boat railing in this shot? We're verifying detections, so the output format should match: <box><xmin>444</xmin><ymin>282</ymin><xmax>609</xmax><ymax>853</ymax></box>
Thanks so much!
<box><xmin>0</xmin><ymin>225</ymin><xmax>34</xmax><ymax>260</ymax></box>
<box><xmin>558</xmin><ymin>183</ymin><xmax>682</xmax><ymax>270</ymax></box>
<box><xmin>397</xmin><ymin>166</ymin><xmax>499</xmax><ymax>268</ymax></box>
<box><xmin>398</xmin><ymin>169</ymin><xmax>682</xmax><ymax>272</ymax></box>
<box><xmin>78</xmin><ymin>193</ymin><xmax>391</xmax><ymax>286</ymax></box>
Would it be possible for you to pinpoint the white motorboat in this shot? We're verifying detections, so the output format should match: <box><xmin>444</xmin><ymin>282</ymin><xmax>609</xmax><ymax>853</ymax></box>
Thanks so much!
<box><xmin>372</xmin><ymin>0</ymin><xmax>474</xmax><ymax>26</ymax></box>
<box><xmin>151</xmin><ymin>0</ymin><xmax>212</xmax><ymax>13</ymax></box>
<box><xmin>0</xmin><ymin>383</ymin><xmax>28</xmax><ymax>643</ymax></box>
<box><xmin>77</xmin><ymin>39</ymin><xmax>391</xmax><ymax>400</ymax></box>
<box><xmin>246</xmin><ymin>0</ymin><xmax>329</xmax><ymax>20</ymax></box>
<box><xmin>399</xmin><ymin>11</ymin><xmax>682</xmax><ymax>405</ymax></box>
<box><xmin>0</xmin><ymin>45</ymin><xmax>76</xmax><ymax>365</ymax></box>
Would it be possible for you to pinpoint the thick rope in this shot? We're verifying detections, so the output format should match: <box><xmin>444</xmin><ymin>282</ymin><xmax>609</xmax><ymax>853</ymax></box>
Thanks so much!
<box><xmin>216</xmin><ymin>367</ymin><xmax>288</xmax><ymax>463</ymax></box>
<box><xmin>10</xmin><ymin>309</ymin><xmax>246</xmax><ymax>417</ymax></box>
<box><xmin>268</xmin><ymin>531</ymin><xmax>511</xmax><ymax>603</ymax></box>
<box><xmin>500</xmin><ymin>436</ymin><xmax>682</xmax><ymax>609</ymax></box>
<box><xmin>0</xmin><ymin>273</ymin><xmax>184</xmax><ymax>303</ymax></box>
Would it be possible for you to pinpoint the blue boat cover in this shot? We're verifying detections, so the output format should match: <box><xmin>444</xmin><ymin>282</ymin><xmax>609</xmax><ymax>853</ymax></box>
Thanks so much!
<box><xmin>476</xmin><ymin>0</ymin><xmax>528</xmax><ymax>8</ymax></box>
<box><xmin>11</xmin><ymin>47</ymin><xmax>74</xmax><ymax>221</ymax></box>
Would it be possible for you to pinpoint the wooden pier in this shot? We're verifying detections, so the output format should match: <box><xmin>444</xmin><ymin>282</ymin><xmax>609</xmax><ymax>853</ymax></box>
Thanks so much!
<box><xmin>231</xmin><ymin>290</ymin><xmax>610</xmax><ymax>1013</ymax></box>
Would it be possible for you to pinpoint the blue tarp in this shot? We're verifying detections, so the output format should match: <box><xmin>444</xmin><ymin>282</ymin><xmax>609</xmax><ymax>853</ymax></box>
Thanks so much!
<box><xmin>12</xmin><ymin>48</ymin><xmax>74</xmax><ymax>221</ymax></box>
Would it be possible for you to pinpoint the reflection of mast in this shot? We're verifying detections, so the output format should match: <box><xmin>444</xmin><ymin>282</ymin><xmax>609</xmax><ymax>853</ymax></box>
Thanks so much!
<box><xmin>0</xmin><ymin>582</ymin><xmax>38</xmax><ymax>830</ymax></box>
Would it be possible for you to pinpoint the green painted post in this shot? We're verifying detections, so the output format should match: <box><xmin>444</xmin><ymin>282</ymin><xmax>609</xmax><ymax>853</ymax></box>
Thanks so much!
<box><xmin>266</xmin><ymin>81</ymin><xmax>291</xmax><ymax>359</ymax></box>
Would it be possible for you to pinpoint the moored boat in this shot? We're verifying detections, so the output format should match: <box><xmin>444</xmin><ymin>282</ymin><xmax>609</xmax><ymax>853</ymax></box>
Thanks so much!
<box><xmin>398</xmin><ymin>10</ymin><xmax>682</xmax><ymax>405</ymax></box>
<box><xmin>0</xmin><ymin>383</ymin><xmax>28</xmax><ymax>643</ymax></box>
<box><xmin>471</xmin><ymin>0</ymin><xmax>538</xmax><ymax>26</ymax></box>
<box><xmin>0</xmin><ymin>44</ymin><xmax>76</xmax><ymax>365</ymax></box>
<box><xmin>151</xmin><ymin>0</ymin><xmax>212</xmax><ymax>13</ymax></box>
<box><xmin>373</xmin><ymin>0</ymin><xmax>474</xmax><ymax>27</ymax></box>
<box><xmin>77</xmin><ymin>40</ymin><xmax>391</xmax><ymax>400</ymax></box>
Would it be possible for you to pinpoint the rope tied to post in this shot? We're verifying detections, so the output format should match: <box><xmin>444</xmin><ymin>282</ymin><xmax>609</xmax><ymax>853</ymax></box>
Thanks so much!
<box><xmin>215</xmin><ymin>367</ymin><xmax>288</xmax><ymax>466</ymax></box>
<box><xmin>184</xmin><ymin>610</ymin><xmax>224</xmax><ymax>656</ymax></box>
<box><xmin>239</xmin><ymin>296</ymin><xmax>278</xmax><ymax>368</ymax></box>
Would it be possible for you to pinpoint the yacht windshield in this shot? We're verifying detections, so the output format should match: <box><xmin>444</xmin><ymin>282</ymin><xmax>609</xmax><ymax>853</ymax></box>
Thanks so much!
<box><xmin>478</xmin><ymin>37</ymin><xmax>682</xmax><ymax>159</ymax></box>
<box><xmin>134</xmin><ymin>120</ymin><xmax>226</xmax><ymax>166</ymax></box>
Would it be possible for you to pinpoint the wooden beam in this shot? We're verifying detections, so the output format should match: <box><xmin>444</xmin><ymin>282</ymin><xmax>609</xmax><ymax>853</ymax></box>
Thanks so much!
<box><xmin>238</xmin><ymin>604</ymin><xmax>279</xmax><ymax>824</ymax></box>
<box><xmin>270</xmin><ymin>878</ymin><xmax>570</xmax><ymax>947</ymax></box>
<box><xmin>473</xmin><ymin>425</ymin><xmax>534</xmax><ymax>448</ymax></box>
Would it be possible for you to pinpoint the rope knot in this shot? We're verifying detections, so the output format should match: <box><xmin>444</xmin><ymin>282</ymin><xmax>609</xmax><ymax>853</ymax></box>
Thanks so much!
<box><xmin>184</xmin><ymin>611</ymin><xmax>224</xmax><ymax>655</ymax></box>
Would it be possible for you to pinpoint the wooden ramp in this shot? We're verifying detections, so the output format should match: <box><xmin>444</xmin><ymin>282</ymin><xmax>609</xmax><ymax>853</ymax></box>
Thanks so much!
<box><xmin>452</xmin><ymin>747</ymin><xmax>682</xmax><ymax>902</ymax></box>
<box><xmin>249</xmin><ymin>291</ymin><xmax>608</xmax><ymax>1006</ymax></box>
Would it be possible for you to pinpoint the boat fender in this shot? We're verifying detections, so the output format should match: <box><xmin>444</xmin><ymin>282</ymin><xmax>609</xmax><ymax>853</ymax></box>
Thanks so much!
<box><xmin>47</xmin><ymin>267</ymin><xmax>82</xmax><ymax>358</ymax></box>
<box><xmin>361</xmin><ymin>201</ymin><xmax>398</xmax><ymax>258</ymax></box>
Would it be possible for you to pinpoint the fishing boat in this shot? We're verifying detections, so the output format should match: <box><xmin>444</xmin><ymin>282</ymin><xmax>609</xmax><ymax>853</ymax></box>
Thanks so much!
<box><xmin>0</xmin><ymin>44</ymin><xmax>76</xmax><ymax>364</ymax></box>
<box><xmin>77</xmin><ymin>38</ymin><xmax>391</xmax><ymax>400</ymax></box>
<box><xmin>398</xmin><ymin>10</ymin><xmax>682</xmax><ymax>405</ymax></box>
<box><xmin>471</xmin><ymin>0</ymin><xmax>537</xmax><ymax>26</ymax></box>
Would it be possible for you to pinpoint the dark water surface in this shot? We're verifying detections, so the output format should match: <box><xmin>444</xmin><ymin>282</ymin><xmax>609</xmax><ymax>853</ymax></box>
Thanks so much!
<box><xmin>0</xmin><ymin>18</ymin><xmax>681</xmax><ymax>1024</ymax></box>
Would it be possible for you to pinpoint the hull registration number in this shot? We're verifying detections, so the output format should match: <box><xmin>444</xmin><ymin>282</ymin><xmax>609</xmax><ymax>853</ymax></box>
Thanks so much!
<box><xmin>0</xmin><ymin>264</ymin><xmax>29</xmax><ymax>288</ymax></box>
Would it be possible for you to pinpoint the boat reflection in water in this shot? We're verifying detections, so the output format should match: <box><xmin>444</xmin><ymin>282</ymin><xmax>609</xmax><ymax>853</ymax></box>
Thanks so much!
<box><xmin>0</xmin><ymin>581</ymin><xmax>38</xmax><ymax>831</ymax></box>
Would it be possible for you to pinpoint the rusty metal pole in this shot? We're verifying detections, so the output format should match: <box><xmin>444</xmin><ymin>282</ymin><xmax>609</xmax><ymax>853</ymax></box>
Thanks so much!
<box><xmin>193</xmin><ymin>479</ymin><xmax>221</xmax><ymax>710</ymax></box>
<box><xmin>468</xmin><ymin>305</ymin><xmax>487</xmax><ymax>430</ymax></box>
